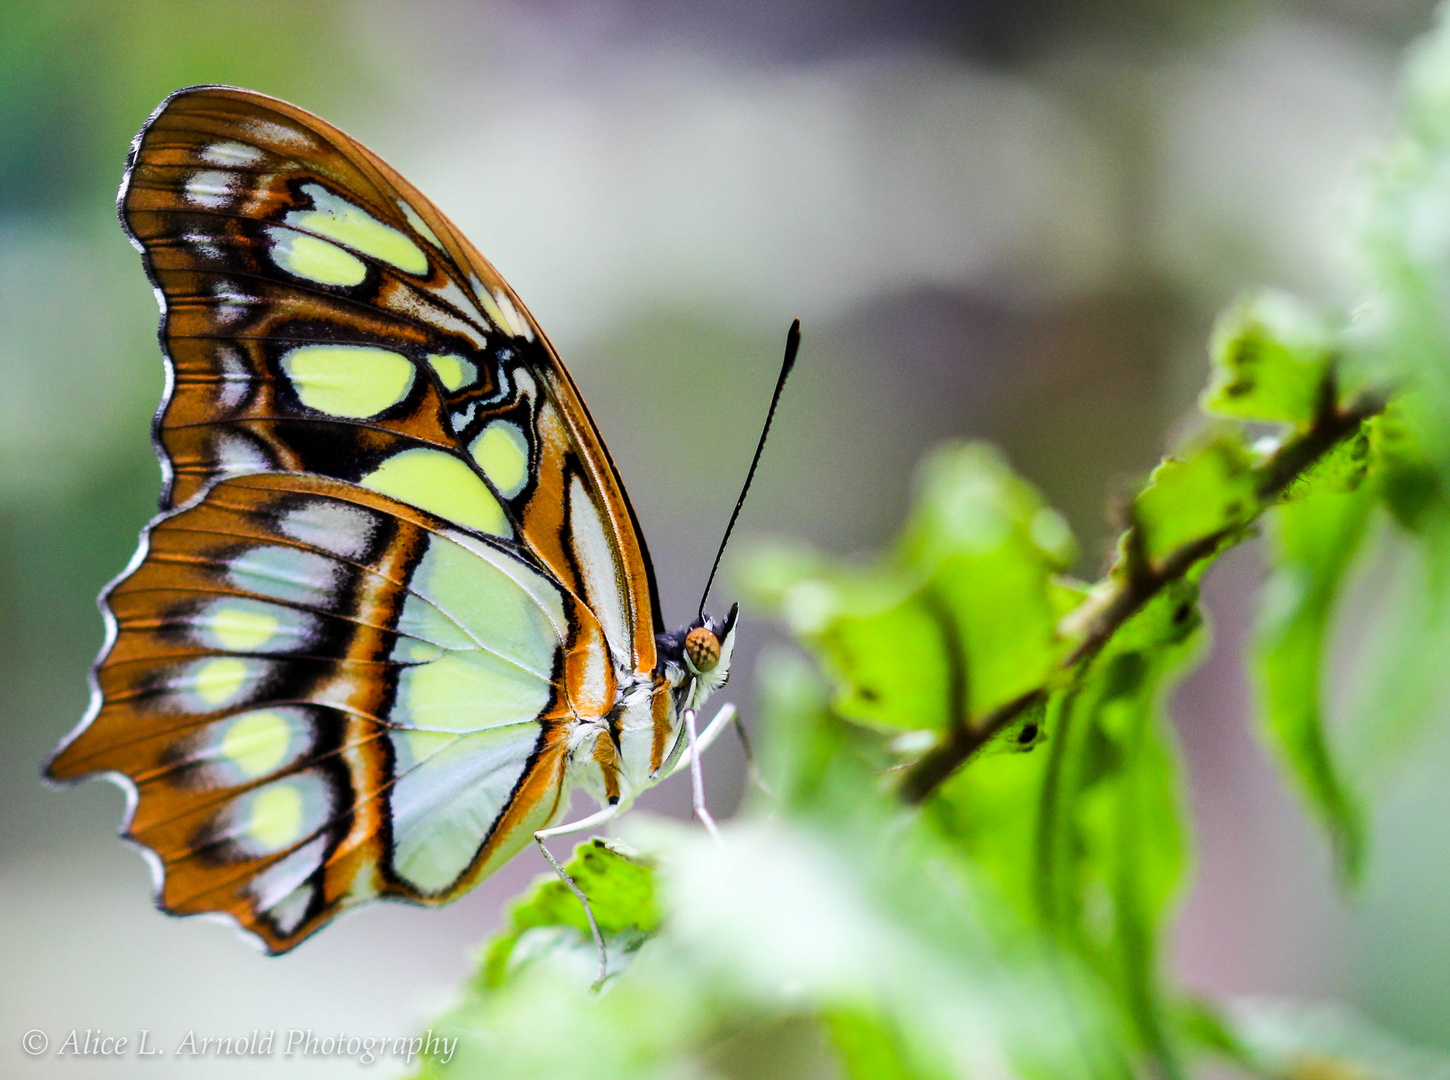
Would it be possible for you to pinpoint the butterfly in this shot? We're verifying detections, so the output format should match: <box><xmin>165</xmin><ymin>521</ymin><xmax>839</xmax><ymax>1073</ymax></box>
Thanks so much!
<box><xmin>45</xmin><ymin>86</ymin><xmax>792</xmax><ymax>958</ymax></box>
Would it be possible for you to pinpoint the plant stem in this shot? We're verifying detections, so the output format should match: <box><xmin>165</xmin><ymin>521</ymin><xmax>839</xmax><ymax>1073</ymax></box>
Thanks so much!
<box><xmin>898</xmin><ymin>391</ymin><xmax>1385</xmax><ymax>804</ymax></box>
<box><xmin>897</xmin><ymin>689</ymin><xmax>1045</xmax><ymax>803</ymax></box>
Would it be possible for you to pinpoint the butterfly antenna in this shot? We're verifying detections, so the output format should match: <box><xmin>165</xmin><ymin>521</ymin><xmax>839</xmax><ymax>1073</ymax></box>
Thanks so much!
<box><xmin>697</xmin><ymin>319</ymin><xmax>801</xmax><ymax>620</ymax></box>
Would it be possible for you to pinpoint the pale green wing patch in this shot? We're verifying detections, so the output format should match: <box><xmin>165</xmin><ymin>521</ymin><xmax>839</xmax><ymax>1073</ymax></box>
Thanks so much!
<box><xmin>280</xmin><ymin>345</ymin><xmax>415</xmax><ymax>418</ymax></box>
<box><xmin>383</xmin><ymin>527</ymin><xmax>575</xmax><ymax>896</ymax></box>
<box><xmin>361</xmin><ymin>448</ymin><xmax>511</xmax><ymax>538</ymax></box>
<box><xmin>389</xmin><ymin>724</ymin><xmax>545</xmax><ymax>894</ymax></box>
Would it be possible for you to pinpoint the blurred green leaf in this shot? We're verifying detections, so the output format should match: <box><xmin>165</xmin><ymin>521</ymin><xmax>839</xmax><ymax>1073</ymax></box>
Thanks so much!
<box><xmin>742</xmin><ymin>442</ymin><xmax>1075</xmax><ymax>734</ymax></box>
<box><xmin>1371</xmin><ymin>394</ymin><xmax>1444</xmax><ymax>531</ymax></box>
<box><xmin>1035</xmin><ymin>585</ymin><xmax>1203</xmax><ymax>1080</ymax></box>
<box><xmin>1203</xmin><ymin>290</ymin><xmax>1334</xmax><ymax>425</ymax></box>
<box><xmin>415</xmin><ymin>949</ymin><xmax>708</xmax><ymax>1080</ymax></box>
<box><xmin>903</xmin><ymin>443</ymin><xmax>1077</xmax><ymax>718</ymax></box>
<box><xmin>1256</xmin><ymin>478</ymin><xmax>1376</xmax><ymax>883</ymax></box>
<box><xmin>776</xmin><ymin>564</ymin><xmax>957</xmax><ymax>733</ymax></box>
<box><xmin>480</xmin><ymin>839</ymin><xmax>660</xmax><ymax>990</ymax></box>
<box><xmin>1134</xmin><ymin>431</ymin><xmax>1258</xmax><ymax>565</ymax></box>
<box><xmin>825</xmin><ymin>1006</ymin><xmax>953</xmax><ymax>1080</ymax></box>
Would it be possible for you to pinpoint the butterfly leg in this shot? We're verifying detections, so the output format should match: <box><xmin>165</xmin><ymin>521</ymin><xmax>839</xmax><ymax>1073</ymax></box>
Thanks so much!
<box><xmin>668</xmin><ymin>702</ymin><xmax>737</xmax><ymax>777</ymax></box>
<box><xmin>535</xmin><ymin>802</ymin><xmax>624</xmax><ymax>989</ymax></box>
<box><xmin>668</xmin><ymin>702</ymin><xmax>771</xmax><ymax>794</ymax></box>
<box><xmin>683</xmin><ymin>706</ymin><xmax>723</xmax><ymax>844</ymax></box>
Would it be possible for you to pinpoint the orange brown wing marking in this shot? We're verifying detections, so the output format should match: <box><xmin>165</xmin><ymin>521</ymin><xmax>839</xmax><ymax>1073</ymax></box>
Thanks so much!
<box><xmin>591</xmin><ymin>730</ymin><xmax>623</xmax><ymax>805</ymax></box>
<box><xmin>518</xmin><ymin>398</ymin><xmax>579</xmax><ymax>601</ymax></box>
<box><xmin>49</xmin><ymin>475</ymin><xmax>427</xmax><ymax>950</ymax></box>
<box><xmin>47</xmin><ymin>472</ymin><xmax>598</xmax><ymax>952</ymax></box>
<box><xmin>650</xmin><ymin>676</ymin><xmax>677</xmax><ymax>775</ymax></box>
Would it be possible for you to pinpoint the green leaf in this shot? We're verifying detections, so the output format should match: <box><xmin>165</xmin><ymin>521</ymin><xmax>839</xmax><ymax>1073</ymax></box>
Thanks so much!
<box><xmin>1035</xmin><ymin>585</ymin><xmax>1203</xmax><ymax>1080</ymax></box>
<box><xmin>480</xmin><ymin>839</ymin><xmax>660</xmax><ymax>989</ymax></box>
<box><xmin>1287</xmin><ymin>419</ymin><xmax>1372</xmax><ymax>498</ymax></box>
<box><xmin>787</xmin><ymin>568</ymin><xmax>958</xmax><ymax>733</ymax></box>
<box><xmin>1372</xmin><ymin>393</ymin><xmax>1444</xmax><ymax>531</ymax></box>
<box><xmin>824</xmin><ymin>1007</ymin><xmax>953</xmax><ymax>1080</ymax></box>
<box><xmin>928</xmin><ymin>712</ymin><xmax>1054</xmax><ymax>918</ymax></box>
<box><xmin>901</xmin><ymin>441</ymin><xmax>1077</xmax><ymax>572</ymax></box>
<box><xmin>1134</xmin><ymin>431</ymin><xmax>1259</xmax><ymax>565</ymax></box>
<box><xmin>1203</xmin><ymin>290</ymin><xmax>1334</xmax><ymax>425</ymax></box>
<box><xmin>743</xmin><ymin>442</ymin><xmax>1076</xmax><ymax>734</ymax></box>
<box><xmin>1256</xmin><ymin>477</ymin><xmax>1376</xmax><ymax>883</ymax></box>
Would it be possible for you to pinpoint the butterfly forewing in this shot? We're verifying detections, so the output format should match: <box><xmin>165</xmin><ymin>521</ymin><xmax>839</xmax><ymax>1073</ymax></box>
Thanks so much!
<box><xmin>121</xmin><ymin>86</ymin><xmax>659</xmax><ymax>670</ymax></box>
<box><xmin>47</xmin><ymin>86</ymin><xmax>667</xmax><ymax>951</ymax></box>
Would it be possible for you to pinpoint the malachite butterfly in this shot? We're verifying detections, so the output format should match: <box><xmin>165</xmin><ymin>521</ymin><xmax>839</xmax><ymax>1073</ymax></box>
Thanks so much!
<box><xmin>44</xmin><ymin>86</ymin><xmax>762</xmax><ymax>956</ymax></box>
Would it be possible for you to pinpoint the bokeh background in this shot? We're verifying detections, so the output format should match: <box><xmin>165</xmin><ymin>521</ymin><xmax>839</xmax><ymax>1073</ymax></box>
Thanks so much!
<box><xmin>3</xmin><ymin>0</ymin><xmax>1448</xmax><ymax>1076</ymax></box>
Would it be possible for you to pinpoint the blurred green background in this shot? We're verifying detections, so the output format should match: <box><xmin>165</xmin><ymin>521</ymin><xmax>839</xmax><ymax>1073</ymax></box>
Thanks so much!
<box><xmin>3</xmin><ymin>0</ymin><xmax>1447</xmax><ymax>1076</ymax></box>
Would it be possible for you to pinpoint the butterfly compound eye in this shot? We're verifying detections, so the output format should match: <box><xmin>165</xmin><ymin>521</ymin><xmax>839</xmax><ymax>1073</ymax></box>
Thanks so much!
<box><xmin>684</xmin><ymin>626</ymin><xmax>722</xmax><ymax>673</ymax></box>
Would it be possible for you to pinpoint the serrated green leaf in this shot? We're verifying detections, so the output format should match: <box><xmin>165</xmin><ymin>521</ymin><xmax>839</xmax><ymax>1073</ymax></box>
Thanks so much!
<box><xmin>1287</xmin><ymin>421</ymin><xmax>1372</xmax><ymax>498</ymax></box>
<box><xmin>1256</xmin><ymin>479</ymin><xmax>1376</xmax><ymax>883</ymax></box>
<box><xmin>480</xmin><ymin>839</ymin><xmax>660</xmax><ymax>989</ymax></box>
<box><xmin>1203</xmin><ymin>290</ymin><xmax>1334</xmax><ymax>425</ymax></box>
<box><xmin>1134</xmin><ymin>432</ymin><xmax>1259</xmax><ymax>564</ymax></box>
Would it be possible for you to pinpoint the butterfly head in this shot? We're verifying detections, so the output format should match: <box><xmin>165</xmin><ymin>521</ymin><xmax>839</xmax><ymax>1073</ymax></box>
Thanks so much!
<box><xmin>660</xmin><ymin>602</ymin><xmax>739</xmax><ymax>710</ymax></box>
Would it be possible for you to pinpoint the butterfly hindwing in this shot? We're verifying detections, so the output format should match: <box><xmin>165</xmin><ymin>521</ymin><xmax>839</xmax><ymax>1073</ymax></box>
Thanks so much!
<box><xmin>47</xmin><ymin>472</ymin><xmax>615</xmax><ymax>952</ymax></box>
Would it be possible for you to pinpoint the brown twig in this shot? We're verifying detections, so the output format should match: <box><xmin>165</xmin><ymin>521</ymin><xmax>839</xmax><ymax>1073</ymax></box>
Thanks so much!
<box><xmin>897</xmin><ymin>390</ymin><xmax>1386</xmax><ymax>805</ymax></box>
<box><xmin>898</xmin><ymin>689</ymin><xmax>1046</xmax><ymax>804</ymax></box>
